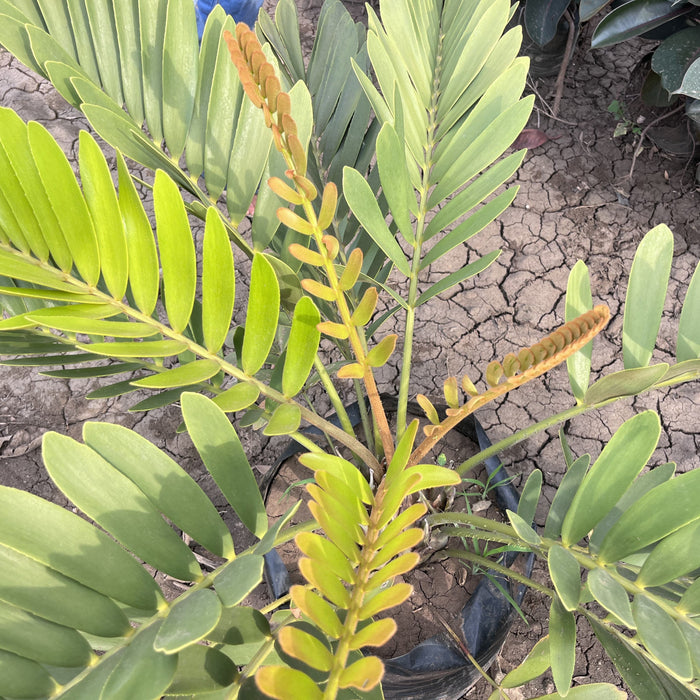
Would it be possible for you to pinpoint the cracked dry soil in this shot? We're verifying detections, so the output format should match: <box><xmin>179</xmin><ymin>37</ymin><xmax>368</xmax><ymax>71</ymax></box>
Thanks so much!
<box><xmin>1</xmin><ymin>3</ymin><xmax>699</xmax><ymax>698</ymax></box>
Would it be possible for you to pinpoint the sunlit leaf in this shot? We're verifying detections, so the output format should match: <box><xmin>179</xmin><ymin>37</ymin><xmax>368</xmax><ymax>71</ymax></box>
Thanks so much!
<box><xmin>561</xmin><ymin>411</ymin><xmax>660</xmax><ymax>547</ymax></box>
<box><xmin>291</xmin><ymin>585</ymin><xmax>343</xmax><ymax>640</ymax></box>
<box><xmin>566</xmin><ymin>260</ymin><xmax>593</xmax><ymax>402</ymax></box>
<box><xmin>213</xmin><ymin>383</ymin><xmax>261</xmax><ymax>411</ymax></box>
<box><xmin>263</xmin><ymin>403</ymin><xmax>302</xmax><ymax>436</ymax></box>
<box><xmin>242</xmin><ymin>254</ymin><xmax>280</xmax><ymax>376</ymax></box>
<box><xmin>677</xmin><ymin>259</ymin><xmax>700</xmax><ymax>361</ymax></box>
<box><xmin>130</xmin><ymin>359</ymin><xmax>220</xmax><ymax>389</ymax></box>
<box><xmin>358</xmin><ymin>582</ymin><xmax>412</xmax><ymax>619</ymax></box>
<box><xmin>339</xmin><ymin>655</ymin><xmax>384</xmax><ymax>690</ymax></box>
<box><xmin>201</xmin><ymin>209</ymin><xmax>235</xmax><ymax>354</ymax></box>
<box><xmin>256</xmin><ymin>666</ymin><xmax>323</xmax><ymax>700</ymax></box>
<box><xmin>28</xmin><ymin>121</ymin><xmax>99</xmax><ymax>283</ymax></box>
<box><xmin>78</xmin><ymin>339</ymin><xmax>187</xmax><ymax>358</ymax></box>
<box><xmin>278</xmin><ymin>625</ymin><xmax>333</xmax><ymax>672</ymax></box>
<box><xmin>348</xmin><ymin>618</ymin><xmax>397</xmax><ymax>651</ymax></box>
<box><xmin>282</xmin><ymin>297</ymin><xmax>320</xmax><ymax>399</ymax></box>
<box><xmin>623</xmin><ymin>224</ymin><xmax>673</xmax><ymax>369</ymax></box>
<box><xmin>154</xmin><ymin>170</ymin><xmax>196</xmax><ymax>333</ymax></box>
<box><xmin>343</xmin><ymin>166</ymin><xmax>410</xmax><ymax>276</ymax></box>
<box><xmin>117</xmin><ymin>151</ymin><xmax>159</xmax><ymax>316</ymax></box>
<box><xmin>78</xmin><ymin>121</ymin><xmax>128</xmax><ymax>300</ymax></box>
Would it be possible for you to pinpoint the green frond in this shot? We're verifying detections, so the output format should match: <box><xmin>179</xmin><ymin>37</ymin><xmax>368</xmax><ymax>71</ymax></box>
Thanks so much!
<box><xmin>0</xmin><ymin>0</ymin><xmax>271</xmax><ymax>254</ymax></box>
<box><xmin>0</xmin><ymin>398</ymin><xmax>284</xmax><ymax>698</ymax></box>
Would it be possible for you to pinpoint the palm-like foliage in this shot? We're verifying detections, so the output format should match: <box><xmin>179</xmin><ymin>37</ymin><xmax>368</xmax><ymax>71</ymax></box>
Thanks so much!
<box><xmin>0</xmin><ymin>0</ymin><xmax>699</xmax><ymax>698</ymax></box>
<box><xmin>0</xmin><ymin>392</ymin><xmax>274</xmax><ymax>699</ymax></box>
<box><xmin>431</xmin><ymin>409</ymin><xmax>700</xmax><ymax>699</ymax></box>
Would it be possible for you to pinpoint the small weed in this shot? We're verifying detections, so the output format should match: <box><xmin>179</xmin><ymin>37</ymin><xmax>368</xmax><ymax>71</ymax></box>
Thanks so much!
<box><xmin>608</xmin><ymin>99</ymin><xmax>642</xmax><ymax>138</ymax></box>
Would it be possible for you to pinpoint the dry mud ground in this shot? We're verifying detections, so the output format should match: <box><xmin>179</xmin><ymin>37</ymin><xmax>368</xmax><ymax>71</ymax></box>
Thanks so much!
<box><xmin>1</xmin><ymin>2</ymin><xmax>699</xmax><ymax>697</ymax></box>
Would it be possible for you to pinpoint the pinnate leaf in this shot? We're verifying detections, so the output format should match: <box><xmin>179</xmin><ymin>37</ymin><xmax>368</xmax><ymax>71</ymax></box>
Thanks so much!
<box><xmin>291</xmin><ymin>585</ymin><xmax>343</xmax><ymax>639</ymax></box>
<box><xmin>566</xmin><ymin>260</ymin><xmax>593</xmax><ymax>402</ymax></box>
<box><xmin>339</xmin><ymin>655</ymin><xmax>384</xmax><ymax>690</ymax></box>
<box><xmin>561</xmin><ymin>411</ymin><xmax>660</xmax><ymax>547</ymax></box>
<box><xmin>278</xmin><ymin>625</ymin><xmax>334</xmax><ymax>672</ymax></box>
<box><xmin>256</xmin><ymin>666</ymin><xmax>323</xmax><ymax>700</ymax></box>
<box><xmin>598</xmin><ymin>467</ymin><xmax>700</xmax><ymax>564</ymax></box>
<box><xmin>130</xmin><ymin>359</ymin><xmax>220</xmax><ymax>389</ymax></box>
<box><xmin>282</xmin><ymin>296</ymin><xmax>320</xmax><ymax>397</ymax></box>
<box><xmin>0</xmin><ymin>486</ymin><xmax>162</xmax><ymax>611</ymax></box>
<box><xmin>242</xmin><ymin>254</ymin><xmax>280</xmax><ymax>375</ymax></box>
<box><xmin>181</xmin><ymin>393</ymin><xmax>267</xmax><ymax>538</ymax></box>
<box><xmin>154</xmin><ymin>170</ymin><xmax>196</xmax><ymax>333</ymax></box>
<box><xmin>43</xmin><ymin>432</ymin><xmax>201</xmax><ymax>581</ymax></box>
<box><xmin>623</xmin><ymin>224</ymin><xmax>673</xmax><ymax>369</ymax></box>
<box><xmin>548</xmin><ymin>545</ymin><xmax>581</xmax><ymax>612</ymax></box>
<box><xmin>83</xmin><ymin>421</ymin><xmax>234</xmax><ymax>559</ymax></box>
<box><xmin>587</xmin><ymin>568</ymin><xmax>634</xmax><ymax>628</ymax></box>
<box><xmin>215</xmin><ymin>555</ymin><xmax>265</xmax><ymax>608</ymax></box>
<box><xmin>154</xmin><ymin>589</ymin><xmax>223</xmax><ymax>653</ymax></box>
<box><xmin>263</xmin><ymin>403</ymin><xmax>302</xmax><ymax>436</ymax></box>
<box><xmin>101</xmin><ymin>621</ymin><xmax>177</xmax><ymax>700</ymax></box>
<box><xmin>502</xmin><ymin>636</ymin><xmax>550</xmax><ymax>688</ymax></box>
<box><xmin>549</xmin><ymin>595</ymin><xmax>576</xmax><ymax>695</ymax></box>
<box><xmin>633</xmin><ymin>596</ymin><xmax>693</xmax><ymax>680</ymax></box>
<box><xmin>202</xmin><ymin>208</ymin><xmax>235</xmax><ymax>353</ymax></box>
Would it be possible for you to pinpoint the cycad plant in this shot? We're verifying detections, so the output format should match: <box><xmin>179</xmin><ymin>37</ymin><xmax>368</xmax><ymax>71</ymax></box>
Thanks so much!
<box><xmin>0</xmin><ymin>0</ymin><xmax>698</xmax><ymax>698</ymax></box>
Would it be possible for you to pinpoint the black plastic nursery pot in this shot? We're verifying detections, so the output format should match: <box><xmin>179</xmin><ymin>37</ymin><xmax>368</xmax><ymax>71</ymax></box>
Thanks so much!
<box><xmin>259</xmin><ymin>403</ymin><xmax>535</xmax><ymax>700</ymax></box>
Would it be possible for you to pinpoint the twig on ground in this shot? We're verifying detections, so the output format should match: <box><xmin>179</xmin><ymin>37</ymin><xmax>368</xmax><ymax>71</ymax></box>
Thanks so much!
<box><xmin>628</xmin><ymin>103</ymin><xmax>686</xmax><ymax>180</ymax></box>
<box><xmin>527</xmin><ymin>77</ymin><xmax>578</xmax><ymax>126</ymax></box>
<box><xmin>552</xmin><ymin>9</ymin><xmax>577</xmax><ymax>118</ymax></box>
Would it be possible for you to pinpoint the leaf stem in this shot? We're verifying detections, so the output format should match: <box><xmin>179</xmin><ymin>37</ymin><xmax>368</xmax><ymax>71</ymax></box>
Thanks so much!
<box><xmin>312</xmin><ymin>354</ymin><xmax>355</xmax><ymax>437</ymax></box>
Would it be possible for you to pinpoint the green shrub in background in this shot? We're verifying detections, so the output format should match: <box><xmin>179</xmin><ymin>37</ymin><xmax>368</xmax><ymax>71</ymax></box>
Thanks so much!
<box><xmin>0</xmin><ymin>0</ymin><xmax>698</xmax><ymax>698</ymax></box>
<box><xmin>522</xmin><ymin>0</ymin><xmax>699</xmax><ymax>125</ymax></box>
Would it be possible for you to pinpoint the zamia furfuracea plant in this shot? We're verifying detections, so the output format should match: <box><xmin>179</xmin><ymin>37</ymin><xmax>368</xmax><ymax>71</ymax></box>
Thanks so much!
<box><xmin>0</xmin><ymin>0</ymin><xmax>699</xmax><ymax>698</ymax></box>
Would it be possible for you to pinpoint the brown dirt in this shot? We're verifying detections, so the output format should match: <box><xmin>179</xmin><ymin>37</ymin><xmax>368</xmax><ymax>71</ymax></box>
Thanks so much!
<box><xmin>1</xmin><ymin>2</ymin><xmax>699</xmax><ymax>698</ymax></box>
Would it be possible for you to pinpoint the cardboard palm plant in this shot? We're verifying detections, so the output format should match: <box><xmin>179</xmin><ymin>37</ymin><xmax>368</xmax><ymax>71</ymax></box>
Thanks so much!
<box><xmin>0</xmin><ymin>0</ymin><xmax>699</xmax><ymax>698</ymax></box>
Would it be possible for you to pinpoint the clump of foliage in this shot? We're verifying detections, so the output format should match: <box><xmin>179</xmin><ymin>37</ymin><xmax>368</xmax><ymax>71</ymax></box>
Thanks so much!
<box><xmin>0</xmin><ymin>0</ymin><xmax>698</xmax><ymax>699</ymax></box>
<box><xmin>521</xmin><ymin>0</ymin><xmax>699</xmax><ymax>126</ymax></box>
